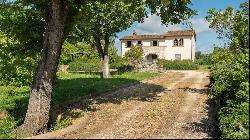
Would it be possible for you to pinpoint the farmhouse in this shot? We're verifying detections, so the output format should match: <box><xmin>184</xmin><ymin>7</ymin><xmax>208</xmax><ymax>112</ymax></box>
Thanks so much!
<box><xmin>120</xmin><ymin>30</ymin><xmax>196</xmax><ymax>62</ymax></box>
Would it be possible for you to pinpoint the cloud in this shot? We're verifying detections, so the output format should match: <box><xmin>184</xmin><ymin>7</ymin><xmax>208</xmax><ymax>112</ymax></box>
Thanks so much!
<box><xmin>134</xmin><ymin>14</ymin><xmax>213</xmax><ymax>35</ymax></box>
<box><xmin>135</xmin><ymin>14</ymin><xmax>182</xmax><ymax>35</ymax></box>
<box><xmin>188</xmin><ymin>18</ymin><xmax>213</xmax><ymax>33</ymax></box>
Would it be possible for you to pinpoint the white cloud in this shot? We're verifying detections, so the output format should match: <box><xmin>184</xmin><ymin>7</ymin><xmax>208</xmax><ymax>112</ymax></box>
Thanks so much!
<box><xmin>188</xmin><ymin>18</ymin><xmax>213</xmax><ymax>33</ymax></box>
<box><xmin>134</xmin><ymin>14</ymin><xmax>213</xmax><ymax>35</ymax></box>
<box><xmin>135</xmin><ymin>14</ymin><xmax>182</xmax><ymax>35</ymax></box>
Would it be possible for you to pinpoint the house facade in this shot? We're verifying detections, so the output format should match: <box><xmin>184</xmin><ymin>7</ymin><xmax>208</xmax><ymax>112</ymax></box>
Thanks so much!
<box><xmin>120</xmin><ymin>30</ymin><xmax>196</xmax><ymax>62</ymax></box>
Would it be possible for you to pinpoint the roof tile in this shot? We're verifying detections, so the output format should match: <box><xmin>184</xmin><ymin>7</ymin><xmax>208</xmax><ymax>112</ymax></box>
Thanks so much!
<box><xmin>120</xmin><ymin>30</ymin><xmax>196</xmax><ymax>40</ymax></box>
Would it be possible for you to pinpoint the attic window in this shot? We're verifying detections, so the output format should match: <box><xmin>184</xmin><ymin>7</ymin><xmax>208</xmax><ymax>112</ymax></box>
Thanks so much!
<box><xmin>152</xmin><ymin>40</ymin><xmax>158</xmax><ymax>46</ymax></box>
<box><xmin>127</xmin><ymin>41</ymin><xmax>132</xmax><ymax>47</ymax></box>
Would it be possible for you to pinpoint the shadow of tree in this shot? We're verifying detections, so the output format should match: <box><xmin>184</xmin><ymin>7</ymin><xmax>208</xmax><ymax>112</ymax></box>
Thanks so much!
<box><xmin>5</xmin><ymin>90</ymin><xmax>29</xmax><ymax>126</ymax></box>
<box><xmin>178</xmin><ymin>87</ymin><xmax>220</xmax><ymax>139</ymax></box>
<box><xmin>180</xmin><ymin>87</ymin><xmax>210</xmax><ymax>94</ymax></box>
<box><xmin>49</xmin><ymin>77</ymin><xmax>166</xmax><ymax>125</ymax></box>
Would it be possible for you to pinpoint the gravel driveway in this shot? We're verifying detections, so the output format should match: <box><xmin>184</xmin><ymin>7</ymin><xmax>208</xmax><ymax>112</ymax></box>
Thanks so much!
<box><xmin>29</xmin><ymin>70</ymin><xmax>218</xmax><ymax>139</ymax></box>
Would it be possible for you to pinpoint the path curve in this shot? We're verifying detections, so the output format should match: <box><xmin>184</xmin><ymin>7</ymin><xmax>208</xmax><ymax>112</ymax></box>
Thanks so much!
<box><xmin>29</xmin><ymin>70</ymin><xmax>218</xmax><ymax>139</ymax></box>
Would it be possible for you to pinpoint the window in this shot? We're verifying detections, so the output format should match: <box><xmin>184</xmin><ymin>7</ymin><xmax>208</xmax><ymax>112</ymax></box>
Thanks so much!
<box><xmin>179</xmin><ymin>38</ymin><xmax>184</xmax><ymax>46</ymax></box>
<box><xmin>127</xmin><ymin>41</ymin><xmax>132</xmax><ymax>47</ymax></box>
<box><xmin>175</xmin><ymin>54</ymin><xmax>181</xmax><ymax>60</ymax></box>
<box><xmin>174</xmin><ymin>38</ymin><xmax>178</xmax><ymax>46</ymax></box>
<box><xmin>152</xmin><ymin>40</ymin><xmax>158</xmax><ymax>46</ymax></box>
<box><xmin>138</xmin><ymin>40</ymin><xmax>142</xmax><ymax>45</ymax></box>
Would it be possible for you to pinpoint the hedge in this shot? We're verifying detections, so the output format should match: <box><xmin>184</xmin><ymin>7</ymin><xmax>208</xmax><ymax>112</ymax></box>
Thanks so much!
<box><xmin>210</xmin><ymin>51</ymin><xmax>249</xmax><ymax>139</ymax></box>
<box><xmin>68</xmin><ymin>61</ymin><xmax>101</xmax><ymax>72</ymax></box>
<box><xmin>158</xmin><ymin>59</ymin><xmax>198</xmax><ymax>70</ymax></box>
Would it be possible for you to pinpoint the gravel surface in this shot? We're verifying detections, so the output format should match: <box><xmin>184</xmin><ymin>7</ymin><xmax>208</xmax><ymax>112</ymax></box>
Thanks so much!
<box><xmin>29</xmin><ymin>70</ymin><xmax>218</xmax><ymax>139</ymax></box>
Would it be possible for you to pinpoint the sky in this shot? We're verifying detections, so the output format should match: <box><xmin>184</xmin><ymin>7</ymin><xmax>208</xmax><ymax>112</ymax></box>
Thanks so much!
<box><xmin>114</xmin><ymin>0</ymin><xmax>247</xmax><ymax>56</ymax></box>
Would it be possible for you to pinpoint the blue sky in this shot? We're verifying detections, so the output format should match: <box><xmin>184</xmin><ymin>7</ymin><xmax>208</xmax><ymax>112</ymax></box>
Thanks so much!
<box><xmin>114</xmin><ymin>0</ymin><xmax>247</xmax><ymax>55</ymax></box>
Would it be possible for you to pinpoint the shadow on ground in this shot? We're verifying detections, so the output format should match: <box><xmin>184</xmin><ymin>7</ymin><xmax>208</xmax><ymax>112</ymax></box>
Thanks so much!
<box><xmin>178</xmin><ymin>87</ymin><xmax>220</xmax><ymax>139</ymax></box>
<box><xmin>49</xmin><ymin>77</ymin><xmax>166</xmax><ymax>128</ymax></box>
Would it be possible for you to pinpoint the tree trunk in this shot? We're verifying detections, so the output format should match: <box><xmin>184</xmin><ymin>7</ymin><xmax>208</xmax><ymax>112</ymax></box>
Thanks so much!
<box><xmin>102</xmin><ymin>35</ymin><xmax>110</xmax><ymax>79</ymax></box>
<box><xmin>14</xmin><ymin>0</ymin><xmax>68</xmax><ymax>135</ymax></box>
<box><xmin>101</xmin><ymin>53</ymin><xmax>110</xmax><ymax>79</ymax></box>
<box><xmin>93</xmin><ymin>32</ymin><xmax>110</xmax><ymax>79</ymax></box>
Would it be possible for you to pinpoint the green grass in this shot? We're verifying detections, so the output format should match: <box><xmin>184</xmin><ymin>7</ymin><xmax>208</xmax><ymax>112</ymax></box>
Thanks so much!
<box><xmin>198</xmin><ymin>65</ymin><xmax>211</xmax><ymax>70</ymax></box>
<box><xmin>0</xmin><ymin>72</ymin><xmax>158</xmax><ymax>138</ymax></box>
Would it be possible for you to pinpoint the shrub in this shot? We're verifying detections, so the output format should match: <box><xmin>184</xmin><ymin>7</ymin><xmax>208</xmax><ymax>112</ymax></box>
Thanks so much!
<box><xmin>123</xmin><ymin>45</ymin><xmax>144</xmax><ymax>68</ymax></box>
<box><xmin>68</xmin><ymin>61</ymin><xmax>101</xmax><ymax>72</ymax></box>
<box><xmin>158</xmin><ymin>59</ymin><xmax>198</xmax><ymax>70</ymax></box>
<box><xmin>116</xmin><ymin>65</ymin><xmax>134</xmax><ymax>72</ymax></box>
<box><xmin>210</xmin><ymin>51</ymin><xmax>249</xmax><ymax>139</ymax></box>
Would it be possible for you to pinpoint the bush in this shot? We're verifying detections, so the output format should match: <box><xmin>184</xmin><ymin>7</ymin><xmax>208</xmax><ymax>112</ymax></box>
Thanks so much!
<box><xmin>210</xmin><ymin>50</ymin><xmax>249</xmax><ymax>139</ymax></box>
<box><xmin>68</xmin><ymin>61</ymin><xmax>101</xmax><ymax>72</ymax></box>
<box><xmin>123</xmin><ymin>45</ymin><xmax>144</xmax><ymax>68</ymax></box>
<box><xmin>158</xmin><ymin>59</ymin><xmax>198</xmax><ymax>70</ymax></box>
<box><xmin>116</xmin><ymin>65</ymin><xmax>134</xmax><ymax>72</ymax></box>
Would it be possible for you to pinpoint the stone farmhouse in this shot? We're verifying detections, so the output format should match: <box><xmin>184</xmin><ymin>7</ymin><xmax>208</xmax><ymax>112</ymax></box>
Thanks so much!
<box><xmin>120</xmin><ymin>30</ymin><xmax>196</xmax><ymax>62</ymax></box>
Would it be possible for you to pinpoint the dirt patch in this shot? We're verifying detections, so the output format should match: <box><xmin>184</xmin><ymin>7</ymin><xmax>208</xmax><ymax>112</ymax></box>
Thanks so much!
<box><xmin>29</xmin><ymin>70</ymin><xmax>218</xmax><ymax>139</ymax></box>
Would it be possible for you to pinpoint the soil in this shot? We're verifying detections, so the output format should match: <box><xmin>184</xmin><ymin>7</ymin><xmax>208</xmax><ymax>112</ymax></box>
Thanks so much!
<box><xmin>29</xmin><ymin>70</ymin><xmax>219</xmax><ymax>139</ymax></box>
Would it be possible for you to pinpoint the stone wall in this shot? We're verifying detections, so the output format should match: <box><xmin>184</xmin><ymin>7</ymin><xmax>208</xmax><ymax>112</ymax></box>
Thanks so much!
<box><xmin>135</xmin><ymin>60</ymin><xmax>164</xmax><ymax>73</ymax></box>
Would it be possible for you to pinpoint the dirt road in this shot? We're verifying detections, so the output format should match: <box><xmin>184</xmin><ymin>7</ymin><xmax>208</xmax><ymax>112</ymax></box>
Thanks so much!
<box><xmin>29</xmin><ymin>70</ymin><xmax>218</xmax><ymax>139</ymax></box>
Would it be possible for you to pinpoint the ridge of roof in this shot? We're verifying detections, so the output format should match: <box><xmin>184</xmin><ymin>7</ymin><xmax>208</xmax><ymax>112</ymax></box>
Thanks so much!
<box><xmin>120</xmin><ymin>30</ymin><xmax>196</xmax><ymax>40</ymax></box>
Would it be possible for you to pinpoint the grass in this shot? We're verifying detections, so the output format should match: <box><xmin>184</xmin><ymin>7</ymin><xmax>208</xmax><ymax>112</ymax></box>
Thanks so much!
<box><xmin>198</xmin><ymin>65</ymin><xmax>211</xmax><ymax>70</ymax></box>
<box><xmin>0</xmin><ymin>72</ymin><xmax>158</xmax><ymax>138</ymax></box>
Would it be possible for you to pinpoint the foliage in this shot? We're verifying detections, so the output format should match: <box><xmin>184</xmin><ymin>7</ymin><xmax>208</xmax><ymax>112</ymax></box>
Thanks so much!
<box><xmin>123</xmin><ymin>45</ymin><xmax>144</xmax><ymax>68</ymax></box>
<box><xmin>109</xmin><ymin>47</ymin><xmax>122</xmax><ymax>69</ymax></box>
<box><xmin>0</xmin><ymin>1</ymin><xmax>46</xmax><ymax>87</ymax></box>
<box><xmin>63</xmin><ymin>42</ymin><xmax>122</xmax><ymax>72</ymax></box>
<box><xmin>206</xmin><ymin>2</ymin><xmax>249</xmax><ymax>51</ymax></box>
<box><xmin>68</xmin><ymin>61</ymin><xmax>101</xmax><ymax>73</ymax></box>
<box><xmin>158</xmin><ymin>59</ymin><xmax>198</xmax><ymax>70</ymax></box>
<box><xmin>60</xmin><ymin>41</ymin><xmax>99</xmax><ymax>65</ymax></box>
<box><xmin>195</xmin><ymin>51</ymin><xmax>212</xmax><ymax>66</ymax></box>
<box><xmin>206</xmin><ymin>2</ymin><xmax>249</xmax><ymax>139</ymax></box>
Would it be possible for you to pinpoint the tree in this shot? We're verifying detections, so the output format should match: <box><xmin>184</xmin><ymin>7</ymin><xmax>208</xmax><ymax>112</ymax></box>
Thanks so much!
<box><xmin>206</xmin><ymin>2</ymin><xmax>249</xmax><ymax>138</ymax></box>
<box><xmin>1</xmin><ymin>0</ymin><xmax>196</xmax><ymax>135</ymax></box>
<box><xmin>205</xmin><ymin>2</ymin><xmax>249</xmax><ymax>52</ymax></box>
<box><xmin>72</xmin><ymin>1</ymin><xmax>145</xmax><ymax>78</ymax></box>
<box><xmin>72</xmin><ymin>0</ymin><xmax>196</xmax><ymax>78</ymax></box>
<box><xmin>7</xmin><ymin>0</ymin><xmax>73</xmax><ymax>135</ymax></box>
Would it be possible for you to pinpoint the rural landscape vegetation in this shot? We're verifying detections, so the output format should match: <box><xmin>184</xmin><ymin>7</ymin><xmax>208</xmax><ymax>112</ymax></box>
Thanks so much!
<box><xmin>0</xmin><ymin>0</ymin><xmax>249</xmax><ymax>139</ymax></box>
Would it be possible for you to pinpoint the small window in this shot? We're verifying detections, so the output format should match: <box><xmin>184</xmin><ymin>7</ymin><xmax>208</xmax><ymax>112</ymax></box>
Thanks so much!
<box><xmin>174</xmin><ymin>39</ymin><xmax>178</xmax><ymax>46</ymax></box>
<box><xmin>175</xmin><ymin>54</ymin><xmax>181</xmax><ymax>60</ymax></box>
<box><xmin>138</xmin><ymin>40</ymin><xmax>142</xmax><ymax>45</ymax></box>
<box><xmin>152</xmin><ymin>40</ymin><xmax>158</xmax><ymax>46</ymax></box>
<box><xmin>127</xmin><ymin>41</ymin><xmax>132</xmax><ymax>47</ymax></box>
<box><xmin>179</xmin><ymin>38</ymin><xmax>184</xmax><ymax>46</ymax></box>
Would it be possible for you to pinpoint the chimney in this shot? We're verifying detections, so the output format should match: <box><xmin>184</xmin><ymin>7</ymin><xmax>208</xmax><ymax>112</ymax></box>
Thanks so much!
<box><xmin>132</xmin><ymin>30</ymin><xmax>137</xmax><ymax>38</ymax></box>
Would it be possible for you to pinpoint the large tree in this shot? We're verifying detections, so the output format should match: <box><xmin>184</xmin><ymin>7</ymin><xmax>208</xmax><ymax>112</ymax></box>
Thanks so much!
<box><xmin>1</xmin><ymin>0</ymin><xmax>196</xmax><ymax>135</ymax></box>
<box><xmin>73</xmin><ymin>1</ymin><xmax>145</xmax><ymax>78</ymax></box>
<box><xmin>72</xmin><ymin>0</ymin><xmax>196</xmax><ymax>78</ymax></box>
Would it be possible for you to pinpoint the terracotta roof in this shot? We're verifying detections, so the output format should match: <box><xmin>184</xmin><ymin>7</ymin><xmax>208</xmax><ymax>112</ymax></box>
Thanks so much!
<box><xmin>120</xmin><ymin>35</ymin><xmax>164</xmax><ymax>40</ymax></box>
<box><xmin>120</xmin><ymin>30</ymin><xmax>196</xmax><ymax>40</ymax></box>
<box><xmin>164</xmin><ymin>30</ymin><xmax>196</xmax><ymax>40</ymax></box>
